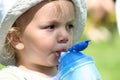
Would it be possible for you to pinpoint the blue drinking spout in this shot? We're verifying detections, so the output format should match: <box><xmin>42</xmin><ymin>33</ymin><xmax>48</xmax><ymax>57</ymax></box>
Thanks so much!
<box><xmin>68</xmin><ymin>40</ymin><xmax>91</xmax><ymax>52</ymax></box>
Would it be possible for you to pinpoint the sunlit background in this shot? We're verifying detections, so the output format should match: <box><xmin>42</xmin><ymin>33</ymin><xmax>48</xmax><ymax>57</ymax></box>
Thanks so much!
<box><xmin>0</xmin><ymin>0</ymin><xmax>120</xmax><ymax>80</ymax></box>
<box><xmin>80</xmin><ymin>0</ymin><xmax>120</xmax><ymax>80</ymax></box>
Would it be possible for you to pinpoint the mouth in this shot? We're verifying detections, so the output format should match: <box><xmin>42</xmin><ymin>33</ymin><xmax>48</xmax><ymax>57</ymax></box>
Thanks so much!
<box><xmin>56</xmin><ymin>49</ymin><xmax>66</xmax><ymax>57</ymax></box>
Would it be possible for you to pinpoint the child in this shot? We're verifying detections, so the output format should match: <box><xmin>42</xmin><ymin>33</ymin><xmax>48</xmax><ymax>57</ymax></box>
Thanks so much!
<box><xmin>0</xmin><ymin>0</ymin><xmax>87</xmax><ymax>80</ymax></box>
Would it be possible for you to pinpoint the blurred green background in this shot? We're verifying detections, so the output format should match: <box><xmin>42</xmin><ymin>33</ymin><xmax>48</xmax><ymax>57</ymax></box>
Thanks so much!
<box><xmin>80</xmin><ymin>35</ymin><xmax>120</xmax><ymax>80</ymax></box>
<box><xmin>79</xmin><ymin>2</ymin><xmax>120</xmax><ymax>79</ymax></box>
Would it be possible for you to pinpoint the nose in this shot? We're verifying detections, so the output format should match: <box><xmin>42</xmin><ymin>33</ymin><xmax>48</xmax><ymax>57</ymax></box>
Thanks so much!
<box><xmin>57</xmin><ymin>29</ymin><xmax>70</xmax><ymax>43</ymax></box>
<box><xmin>58</xmin><ymin>37</ymin><xmax>68</xmax><ymax>43</ymax></box>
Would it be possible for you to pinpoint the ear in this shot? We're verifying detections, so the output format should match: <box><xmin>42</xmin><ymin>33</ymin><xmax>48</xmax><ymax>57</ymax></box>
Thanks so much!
<box><xmin>15</xmin><ymin>43</ymin><xmax>24</xmax><ymax>50</ymax></box>
<box><xmin>7</xmin><ymin>31</ymin><xmax>24</xmax><ymax>50</ymax></box>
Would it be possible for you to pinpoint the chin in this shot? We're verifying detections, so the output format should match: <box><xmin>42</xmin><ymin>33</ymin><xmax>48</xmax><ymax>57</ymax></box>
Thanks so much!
<box><xmin>49</xmin><ymin>61</ymin><xmax>59</xmax><ymax>67</ymax></box>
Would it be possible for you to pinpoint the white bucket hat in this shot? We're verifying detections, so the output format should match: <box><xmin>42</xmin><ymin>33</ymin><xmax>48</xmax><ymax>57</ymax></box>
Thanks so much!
<box><xmin>0</xmin><ymin>0</ymin><xmax>87</xmax><ymax>65</ymax></box>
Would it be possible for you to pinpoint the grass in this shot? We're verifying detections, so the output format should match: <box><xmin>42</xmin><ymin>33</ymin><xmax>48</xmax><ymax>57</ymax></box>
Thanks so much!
<box><xmin>81</xmin><ymin>34</ymin><xmax>120</xmax><ymax>80</ymax></box>
<box><xmin>0</xmin><ymin>64</ymin><xmax>5</xmax><ymax>69</ymax></box>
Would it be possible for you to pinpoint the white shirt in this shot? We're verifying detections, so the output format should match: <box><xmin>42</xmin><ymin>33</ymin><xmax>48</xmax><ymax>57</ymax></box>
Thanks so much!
<box><xmin>0</xmin><ymin>66</ymin><xmax>58</xmax><ymax>80</ymax></box>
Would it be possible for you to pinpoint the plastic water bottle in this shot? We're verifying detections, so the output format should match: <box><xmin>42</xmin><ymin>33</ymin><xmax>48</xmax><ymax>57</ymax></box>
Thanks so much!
<box><xmin>58</xmin><ymin>40</ymin><xmax>102</xmax><ymax>80</ymax></box>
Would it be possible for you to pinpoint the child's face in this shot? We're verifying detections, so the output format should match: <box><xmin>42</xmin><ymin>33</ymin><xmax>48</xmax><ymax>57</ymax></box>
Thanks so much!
<box><xmin>16</xmin><ymin>1</ymin><xmax>75</xmax><ymax>67</ymax></box>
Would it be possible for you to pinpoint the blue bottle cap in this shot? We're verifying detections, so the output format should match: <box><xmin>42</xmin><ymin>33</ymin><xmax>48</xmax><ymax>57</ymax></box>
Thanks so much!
<box><xmin>58</xmin><ymin>40</ymin><xmax>90</xmax><ymax>70</ymax></box>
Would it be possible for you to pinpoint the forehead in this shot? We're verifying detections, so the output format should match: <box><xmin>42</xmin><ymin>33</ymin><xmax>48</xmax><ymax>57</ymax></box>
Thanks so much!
<box><xmin>16</xmin><ymin>0</ymin><xmax>75</xmax><ymax>27</ymax></box>
<box><xmin>35</xmin><ymin>0</ymin><xmax>75</xmax><ymax>20</ymax></box>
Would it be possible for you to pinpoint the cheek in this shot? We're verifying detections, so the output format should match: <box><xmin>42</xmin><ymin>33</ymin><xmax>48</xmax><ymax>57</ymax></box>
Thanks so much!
<box><xmin>68</xmin><ymin>38</ymin><xmax>73</xmax><ymax>47</ymax></box>
<box><xmin>67</xmin><ymin>33</ymin><xmax>73</xmax><ymax>45</ymax></box>
<box><xmin>40</xmin><ymin>36</ymin><xmax>56</xmax><ymax>50</ymax></box>
<box><xmin>23</xmin><ymin>29</ymin><xmax>56</xmax><ymax>46</ymax></box>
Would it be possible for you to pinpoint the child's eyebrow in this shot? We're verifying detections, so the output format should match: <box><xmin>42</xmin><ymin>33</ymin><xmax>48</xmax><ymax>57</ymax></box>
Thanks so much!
<box><xmin>46</xmin><ymin>20</ymin><xmax>60</xmax><ymax>25</ymax></box>
<box><xmin>46</xmin><ymin>19</ymin><xmax>75</xmax><ymax>24</ymax></box>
